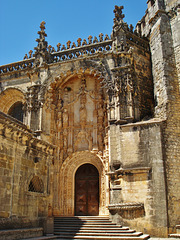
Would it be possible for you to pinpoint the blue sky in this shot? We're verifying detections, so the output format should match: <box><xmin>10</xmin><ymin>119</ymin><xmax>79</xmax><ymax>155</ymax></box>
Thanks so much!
<box><xmin>0</xmin><ymin>0</ymin><xmax>147</xmax><ymax>65</ymax></box>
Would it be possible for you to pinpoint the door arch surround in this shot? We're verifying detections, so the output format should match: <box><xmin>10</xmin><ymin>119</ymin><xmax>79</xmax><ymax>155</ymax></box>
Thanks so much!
<box><xmin>57</xmin><ymin>151</ymin><xmax>106</xmax><ymax>216</ymax></box>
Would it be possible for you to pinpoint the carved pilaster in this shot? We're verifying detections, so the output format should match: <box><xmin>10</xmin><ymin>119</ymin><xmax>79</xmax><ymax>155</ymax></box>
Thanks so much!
<box><xmin>24</xmin><ymin>84</ymin><xmax>45</xmax><ymax>133</ymax></box>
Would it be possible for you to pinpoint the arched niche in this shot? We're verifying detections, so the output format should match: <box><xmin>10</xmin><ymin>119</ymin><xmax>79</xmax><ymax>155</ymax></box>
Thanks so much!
<box><xmin>0</xmin><ymin>88</ymin><xmax>25</xmax><ymax>115</ymax></box>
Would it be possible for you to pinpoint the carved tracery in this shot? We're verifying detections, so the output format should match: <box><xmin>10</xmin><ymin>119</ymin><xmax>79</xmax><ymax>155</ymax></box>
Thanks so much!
<box><xmin>46</xmin><ymin>72</ymin><xmax>107</xmax><ymax>162</ymax></box>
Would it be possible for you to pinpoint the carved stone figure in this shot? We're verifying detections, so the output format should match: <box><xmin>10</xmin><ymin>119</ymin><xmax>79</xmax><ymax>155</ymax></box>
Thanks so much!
<box><xmin>63</xmin><ymin>108</ymin><xmax>69</xmax><ymax>128</ymax></box>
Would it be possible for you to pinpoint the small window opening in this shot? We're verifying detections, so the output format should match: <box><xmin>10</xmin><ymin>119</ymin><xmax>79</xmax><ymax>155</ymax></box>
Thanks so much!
<box><xmin>28</xmin><ymin>176</ymin><xmax>44</xmax><ymax>193</ymax></box>
<box><xmin>8</xmin><ymin>101</ymin><xmax>24</xmax><ymax>122</ymax></box>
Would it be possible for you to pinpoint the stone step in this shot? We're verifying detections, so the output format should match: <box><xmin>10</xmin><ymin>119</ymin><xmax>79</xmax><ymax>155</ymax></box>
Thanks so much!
<box><xmin>168</xmin><ymin>234</ymin><xmax>180</xmax><ymax>238</ymax></box>
<box><xmin>25</xmin><ymin>235</ymin><xmax>58</xmax><ymax>240</ymax></box>
<box><xmin>55</xmin><ymin>234</ymin><xmax>150</xmax><ymax>240</ymax></box>
<box><xmin>54</xmin><ymin>226</ymin><xmax>129</xmax><ymax>231</ymax></box>
<box><xmin>54</xmin><ymin>216</ymin><xmax>150</xmax><ymax>240</ymax></box>
<box><xmin>54</xmin><ymin>223</ymin><xmax>120</xmax><ymax>228</ymax></box>
<box><xmin>54</xmin><ymin>220</ymin><xmax>112</xmax><ymax>224</ymax></box>
<box><xmin>54</xmin><ymin>220</ymin><xmax>117</xmax><ymax>224</ymax></box>
<box><xmin>54</xmin><ymin>228</ymin><xmax>132</xmax><ymax>232</ymax></box>
<box><xmin>55</xmin><ymin>231</ymin><xmax>142</xmax><ymax>237</ymax></box>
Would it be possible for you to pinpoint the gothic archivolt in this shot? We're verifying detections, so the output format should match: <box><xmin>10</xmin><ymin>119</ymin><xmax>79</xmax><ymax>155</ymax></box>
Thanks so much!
<box><xmin>57</xmin><ymin>151</ymin><xmax>108</xmax><ymax>216</ymax></box>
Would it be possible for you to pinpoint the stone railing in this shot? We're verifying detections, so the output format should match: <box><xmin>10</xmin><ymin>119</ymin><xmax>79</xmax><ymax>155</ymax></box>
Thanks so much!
<box><xmin>126</xmin><ymin>31</ymin><xmax>149</xmax><ymax>50</ymax></box>
<box><xmin>0</xmin><ymin>58</ymin><xmax>34</xmax><ymax>74</ymax></box>
<box><xmin>52</xmin><ymin>39</ymin><xmax>112</xmax><ymax>63</ymax></box>
<box><xmin>0</xmin><ymin>38</ymin><xmax>112</xmax><ymax>75</ymax></box>
<box><xmin>0</xmin><ymin>30</ymin><xmax>149</xmax><ymax>75</ymax></box>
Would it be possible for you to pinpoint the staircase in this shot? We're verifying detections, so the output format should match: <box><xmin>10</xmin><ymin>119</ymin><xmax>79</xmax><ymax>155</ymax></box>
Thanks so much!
<box><xmin>54</xmin><ymin>216</ymin><xmax>150</xmax><ymax>240</ymax></box>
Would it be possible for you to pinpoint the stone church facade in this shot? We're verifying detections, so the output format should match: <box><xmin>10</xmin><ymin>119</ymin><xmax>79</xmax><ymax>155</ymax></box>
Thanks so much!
<box><xmin>0</xmin><ymin>0</ymin><xmax>179</xmax><ymax>237</ymax></box>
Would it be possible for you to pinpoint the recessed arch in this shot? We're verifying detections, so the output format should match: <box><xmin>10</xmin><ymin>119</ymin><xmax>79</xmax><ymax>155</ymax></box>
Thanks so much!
<box><xmin>8</xmin><ymin>101</ymin><xmax>24</xmax><ymax>122</ymax></box>
<box><xmin>0</xmin><ymin>88</ymin><xmax>25</xmax><ymax>114</ymax></box>
<box><xmin>57</xmin><ymin>151</ymin><xmax>107</xmax><ymax>216</ymax></box>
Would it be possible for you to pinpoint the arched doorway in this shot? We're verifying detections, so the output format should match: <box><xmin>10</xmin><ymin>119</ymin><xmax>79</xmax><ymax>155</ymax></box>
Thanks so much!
<box><xmin>75</xmin><ymin>163</ymin><xmax>99</xmax><ymax>216</ymax></box>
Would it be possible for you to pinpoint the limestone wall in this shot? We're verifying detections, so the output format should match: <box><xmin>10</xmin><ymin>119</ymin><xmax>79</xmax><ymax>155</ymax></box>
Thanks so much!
<box><xmin>109</xmin><ymin>120</ymin><xmax>168</xmax><ymax>237</ymax></box>
<box><xmin>140</xmin><ymin>0</ymin><xmax>180</xmax><ymax>232</ymax></box>
<box><xmin>0</xmin><ymin>112</ymin><xmax>54</xmax><ymax>229</ymax></box>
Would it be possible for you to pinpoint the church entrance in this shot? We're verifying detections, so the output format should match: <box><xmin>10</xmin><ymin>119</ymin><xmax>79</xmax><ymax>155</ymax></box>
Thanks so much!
<box><xmin>75</xmin><ymin>163</ymin><xmax>99</xmax><ymax>216</ymax></box>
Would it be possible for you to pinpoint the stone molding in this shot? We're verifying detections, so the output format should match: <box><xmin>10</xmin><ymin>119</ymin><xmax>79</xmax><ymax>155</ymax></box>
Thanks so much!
<box><xmin>108</xmin><ymin>202</ymin><xmax>144</xmax><ymax>210</ymax></box>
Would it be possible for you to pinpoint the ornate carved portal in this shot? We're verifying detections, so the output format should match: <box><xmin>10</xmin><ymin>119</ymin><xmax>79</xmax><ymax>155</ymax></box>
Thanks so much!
<box><xmin>46</xmin><ymin>72</ymin><xmax>109</xmax><ymax>216</ymax></box>
<box><xmin>57</xmin><ymin>151</ymin><xmax>108</xmax><ymax>216</ymax></box>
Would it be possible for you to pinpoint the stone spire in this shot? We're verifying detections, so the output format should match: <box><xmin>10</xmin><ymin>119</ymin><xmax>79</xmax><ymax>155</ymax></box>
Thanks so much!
<box><xmin>113</xmin><ymin>5</ymin><xmax>125</xmax><ymax>26</ymax></box>
<box><xmin>111</xmin><ymin>6</ymin><xmax>129</xmax><ymax>52</ymax></box>
<box><xmin>33</xmin><ymin>21</ymin><xmax>51</xmax><ymax>67</ymax></box>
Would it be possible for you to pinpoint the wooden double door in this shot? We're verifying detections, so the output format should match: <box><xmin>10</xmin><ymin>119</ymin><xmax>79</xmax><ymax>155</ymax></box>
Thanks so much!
<box><xmin>75</xmin><ymin>164</ymin><xmax>99</xmax><ymax>216</ymax></box>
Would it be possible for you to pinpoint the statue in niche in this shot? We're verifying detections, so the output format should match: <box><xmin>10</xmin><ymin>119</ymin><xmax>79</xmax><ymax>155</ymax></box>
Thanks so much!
<box><xmin>79</xmin><ymin>91</ymin><xmax>87</xmax><ymax>127</ymax></box>
<box><xmin>48</xmin><ymin>204</ymin><xmax>52</xmax><ymax>217</ymax></box>
<box><xmin>98</xmin><ymin>133</ymin><xmax>104</xmax><ymax>152</ymax></box>
<box><xmin>63</xmin><ymin>130</ymin><xmax>68</xmax><ymax>160</ymax></box>
<box><xmin>63</xmin><ymin>108</ymin><xmax>69</xmax><ymax>128</ymax></box>
<box><xmin>80</xmin><ymin>104</ymin><xmax>87</xmax><ymax>123</ymax></box>
<box><xmin>88</xmin><ymin>133</ymin><xmax>93</xmax><ymax>151</ymax></box>
<box><xmin>57</xmin><ymin>111</ymin><xmax>62</xmax><ymax>130</ymax></box>
<box><xmin>97</xmin><ymin>102</ymin><xmax>104</xmax><ymax>123</ymax></box>
<box><xmin>63</xmin><ymin>87</ymin><xmax>69</xmax><ymax>105</ymax></box>
<box><xmin>74</xmin><ymin>130</ymin><xmax>89</xmax><ymax>151</ymax></box>
<box><xmin>125</xmin><ymin>74</ymin><xmax>133</xmax><ymax>118</ymax></box>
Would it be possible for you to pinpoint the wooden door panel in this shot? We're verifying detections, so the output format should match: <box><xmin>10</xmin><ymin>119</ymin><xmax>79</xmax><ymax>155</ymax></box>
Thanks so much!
<box><xmin>75</xmin><ymin>179</ymin><xmax>87</xmax><ymax>215</ymax></box>
<box><xmin>75</xmin><ymin>164</ymin><xmax>99</xmax><ymax>216</ymax></box>
<box><xmin>87</xmin><ymin>180</ymin><xmax>99</xmax><ymax>215</ymax></box>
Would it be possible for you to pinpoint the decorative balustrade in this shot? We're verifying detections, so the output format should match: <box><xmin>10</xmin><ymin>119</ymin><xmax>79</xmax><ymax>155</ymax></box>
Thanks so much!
<box><xmin>0</xmin><ymin>58</ymin><xmax>34</xmax><ymax>74</ymax></box>
<box><xmin>52</xmin><ymin>39</ymin><xmax>112</xmax><ymax>63</ymax></box>
<box><xmin>0</xmin><ymin>38</ymin><xmax>112</xmax><ymax>75</ymax></box>
<box><xmin>126</xmin><ymin>31</ymin><xmax>149</xmax><ymax>50</ymax></box>
<box><xmin>0</xmin><ymin>30</ymin><xmax>149</xmax><ymax>75</ymax></box>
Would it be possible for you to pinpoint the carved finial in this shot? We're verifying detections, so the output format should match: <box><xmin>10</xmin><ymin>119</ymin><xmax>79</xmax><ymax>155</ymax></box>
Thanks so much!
<box><xmin>113</xmin><ymin>5</ymin><xmax>125</xmax><ymax>25</ymax></box>
<box><xmin>40</xmin><ymin>21</ymin><xmax>46</xmax><ymax>30</ymax></box>
<box><xmin>57</xmin><ymin>43</ymin><xmax>61</xmax><ymax>51</ymax></box>
<box><xmin>71</xmin><ymin>42</ymin><xmax>76</xmax><ymax>48</ymax></box>
<box><xmin>24</xmin><ymin>54</ymin><xmax>28</xmax><ymax>60</ymax></box>
<box><xmin>104</xmin><ymin>34</ymin><xmax>110</xmax><ymax>41</ymax></box>
<box><xmin>66</xmin><ymin>40</ymin><xmax>71</xmax><ymax>49</ymax></box>
<box><xmin>99</xmin><ymin>33</ymin><xmax>104</xmax><ymax>42</ymax></box>
<box><xmin>88</xmin><ymin>35</ymin><xmax>93</xmax><ymax>44</ymax></box>
<box><xmin>82</xmin><ymin>39</ymin><xmax>87</xmax><ymax>46</ymax></box>
<box><xmin>93</xmin><ymin>36</ymin><xmax>98</xmax><ymax>43</ymax></box>
<box><xmin>129</xmin><ymin>24</ymin><xmax>134</xmax><ymax>33</ymax></box>
<box><xmin>77</xmin><ymin>38</ymin><xmax>82</xmax><ymax>47</ymax></box>
<box><xmin>33</xmin><ymin>21</ymin><xmax>50</xmax><ymax>66</ymax></box>
<box><xmin>29</xmin><ymin>50</ymin><xmax>33</xmax><ymax>58</ymax></box>
<box><xmin>48</xmin><ymin>45</ymin><xmax>52</xmax><ymax>53</ymax></box>
<box><xmin>61</xmin><ymin>44</ymin><xmax>66</xmax><ymax>50</ymax></box>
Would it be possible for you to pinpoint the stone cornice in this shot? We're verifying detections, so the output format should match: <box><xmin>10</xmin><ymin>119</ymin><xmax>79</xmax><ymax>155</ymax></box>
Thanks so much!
<box><xmin>149</xmin><ymin>9</ymin><xmax>167</xmax><ymax>25</ymax></box>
